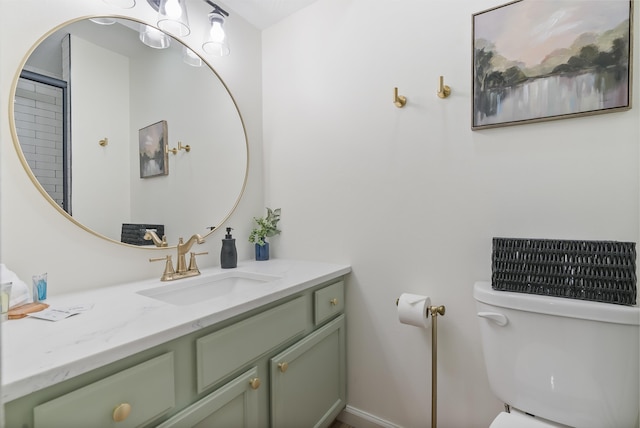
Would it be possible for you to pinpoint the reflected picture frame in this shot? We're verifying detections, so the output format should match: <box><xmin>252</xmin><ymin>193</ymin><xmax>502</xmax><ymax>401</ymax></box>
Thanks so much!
<box><xmin>472</xmin><ymin>0</ymin><xmax>633</xmax><ymax>130</ymax></box>
<box><xmin>139</xmin><ymin>120</ymin><xmax>169</xmax><ymax>178</ymax></box>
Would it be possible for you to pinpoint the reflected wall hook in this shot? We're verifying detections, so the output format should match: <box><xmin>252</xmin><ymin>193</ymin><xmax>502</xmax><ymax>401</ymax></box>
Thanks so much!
<box><xmin>99</xmin><ymin>138</ymin><xmax>108</xmax><ymax>147</ymax></box>
<box><xmin>437</xmin><ymin>76</ymin><xmax>451</xmax><ymax>99</ymax></box>
<box><xmin>167</xmin><ymin>142</ymin><xmax>191</xmax><ymax>155</ymax></box>
<box><xmin>393</xmin><ymin>87</ymin><xmax>407</xmax><ymax>108</ymax></box>
<box><xmin>178</xmin><ymin>142</ymin><xmax>191</xmax><ymax>152</ymax></box>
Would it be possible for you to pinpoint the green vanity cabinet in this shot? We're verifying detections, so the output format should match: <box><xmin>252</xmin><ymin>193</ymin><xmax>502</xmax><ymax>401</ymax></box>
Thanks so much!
<box><xmin>314</xmin><ymin>281</ymin><xmax>344</xmax><ymax>325</ymax></box>
<box><xmin>34</xmin><ymin>353</ymin><xmax>175</xmax><ymax>428</ymax></box>
<box><xmin>270</xmin><ymin>314</ymin><xmax>346</xmax><ymax>428</ymax></box>
<box><xmin>156</xmin><ymin>367</ymin><xmax>260</xmax><ymax>428</ymax></box>
<box><xmin>4</xmin><ymin>278</ymin><xmax>346</xmax><ymax>428</ymax></box>
<box><xmin>195</xmin><ymin>296</ymin><xmax>307</xmax><ymax>394</ymax></box>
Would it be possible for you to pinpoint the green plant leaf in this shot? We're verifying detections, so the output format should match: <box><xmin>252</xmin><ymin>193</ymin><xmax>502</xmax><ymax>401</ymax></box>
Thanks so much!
<box><xmin>248</xmin><ymin>207</ymin><xmax>281</xmax><ymax>244</ymax></box>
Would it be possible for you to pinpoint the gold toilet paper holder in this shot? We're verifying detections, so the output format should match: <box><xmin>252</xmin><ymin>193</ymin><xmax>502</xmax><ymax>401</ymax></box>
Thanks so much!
<box><xmin>396</xmin><ymin>297</ymin><xmax>446</xmax><ymax>428</ymax></box>
<box><xmin>395</xmin><ymin>298</ymin><xmax>445</xmax><ymax>317</ymax></box>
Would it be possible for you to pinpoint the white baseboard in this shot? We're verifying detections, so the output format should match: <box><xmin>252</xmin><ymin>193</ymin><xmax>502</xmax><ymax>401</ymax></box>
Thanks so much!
<box><xmin>337</xmin><ymin>405</ymin><xmax>403</xmax><ymax>428</ymax></box>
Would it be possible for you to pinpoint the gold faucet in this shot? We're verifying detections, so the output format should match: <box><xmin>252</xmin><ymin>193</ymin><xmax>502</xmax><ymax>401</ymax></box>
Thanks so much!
<box><xmin>149</xmin><ymin>234</ymin><xmax>207</xmax><ymax>281</ymax></box>
<box><xmin>143</xmin><ymin>230</ymin><xmax>168</xmax><ymax>247</ymax></box>
<box><xmin>176</xmin><ymin>234</ymin><xmax>205</xmax><ymax>273</ymax></box>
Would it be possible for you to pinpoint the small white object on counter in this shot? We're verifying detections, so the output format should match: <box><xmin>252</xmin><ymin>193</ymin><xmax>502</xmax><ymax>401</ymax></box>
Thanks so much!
<box><xmin>1</xmin><ymin>259</ymin><xmax>350</xmax><ymax>403</ymax></box>
<box><xmin>27</xmin><ymin>304</ymin><xmax>94</xmax><ymax>321</ymax></box>
<box><xmin>0</xmin><ymin>264</ymin><xmax>32</xmax><ymax>308</ymax></box>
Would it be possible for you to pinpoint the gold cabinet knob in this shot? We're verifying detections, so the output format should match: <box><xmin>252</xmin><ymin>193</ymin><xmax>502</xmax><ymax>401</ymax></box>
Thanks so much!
<box><xmin>249</xmin><ymin>377</ymin><xmax>261</xmax><ymax>390</ymax></box>
<box><xmin>330</xmin><ymin>298</ymin><xmax>338</xmax><ymax>306</ymax></box>
<box><xmin>112</xmin><ymin>403</ymin><xmax>132</xmax><ymax>422</ymax></box>
<box><xmin>278</xmin><ymin>362</ymin><xmax>289</xmax><ymax>373</ymax></box>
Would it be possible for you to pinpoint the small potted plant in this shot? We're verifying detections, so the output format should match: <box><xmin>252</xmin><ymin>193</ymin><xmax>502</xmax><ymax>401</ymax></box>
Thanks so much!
<box><xmin>248</xmin><ymin>207</ymin><xmax>281</xmax><ymax>260</ymax></box>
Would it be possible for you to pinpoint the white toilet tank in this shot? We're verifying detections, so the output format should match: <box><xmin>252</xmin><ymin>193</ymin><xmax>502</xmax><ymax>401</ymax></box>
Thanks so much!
<box><xmin>474</xmin><ymin>281</ymin><xmax>639</xmax><ymax>428</ymax></box>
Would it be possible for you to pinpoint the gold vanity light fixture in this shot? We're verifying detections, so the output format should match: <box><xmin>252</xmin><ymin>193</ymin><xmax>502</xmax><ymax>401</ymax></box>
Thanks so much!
<box><xmin>437</xmin><ymin>75</ymin><xmax>451</xmax><ymax>99</ymax></box>
<box><xmin>202</xmin><ymin>1</ymin><xmax>230</xmax><ymax>57</ymax></box>
<box><xmin>157</xmin><ymin>0</ymin><xmax>191</xmax><ymax>37</ymax></box>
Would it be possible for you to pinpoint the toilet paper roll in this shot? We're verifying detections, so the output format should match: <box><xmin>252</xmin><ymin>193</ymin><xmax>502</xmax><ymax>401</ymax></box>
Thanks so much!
<box><xmin>397</xmin><ymin>293</ymin><xmax>432</xmax><ymax>328</ymax></box>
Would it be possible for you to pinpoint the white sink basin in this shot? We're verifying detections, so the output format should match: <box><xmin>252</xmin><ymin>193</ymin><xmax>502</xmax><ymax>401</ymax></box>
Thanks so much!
<box><xmin>137</xmin><ymin>271</ymin><xmax>281</xmax><ymax>306</ymax></box>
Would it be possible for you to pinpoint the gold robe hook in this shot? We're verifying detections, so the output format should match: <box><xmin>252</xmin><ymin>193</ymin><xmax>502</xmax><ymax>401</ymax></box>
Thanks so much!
<box><xmin>394</xmin><ymin>87</ymin><xmax>407</xmax><ymax>108</ymax></box>
<box><xmin>437</xmin><ymin>76</ymin><xmax>451</xmax><ymax>99</ymax></box>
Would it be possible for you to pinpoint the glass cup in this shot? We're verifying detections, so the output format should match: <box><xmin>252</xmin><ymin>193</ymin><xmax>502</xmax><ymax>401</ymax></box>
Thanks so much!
<box><xmin>1</xmin><ymin>282</ymin><xmax>12</xmax><ymax>320</ymax></box>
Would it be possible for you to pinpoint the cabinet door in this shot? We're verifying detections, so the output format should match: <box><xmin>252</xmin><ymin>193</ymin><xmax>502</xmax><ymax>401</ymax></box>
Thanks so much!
<box><xmin>196</xmin><ymin>296</ymin><xmax>307</xmax><ymax>393</ymax></box>
<box><xmin>270</xmin><ymin>315</ymin><xmax>346</xmax><ymax>428</ymax></box>
<box><xmin>33</xmin><ymin>353</ymin><xmax>174</xmax><ymax>428</ymax></box>
<box><xmin>157</xmin><ymin>367</ymin><xmax>260</xmax><ymax>428</ymax></box>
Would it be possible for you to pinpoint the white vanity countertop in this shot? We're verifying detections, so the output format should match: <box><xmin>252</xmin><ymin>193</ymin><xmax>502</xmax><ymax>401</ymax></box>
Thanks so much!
<box><xmin>1</xmin><ymin>259</ymin><xmax>351</xmax><ymax>403</ymax></box>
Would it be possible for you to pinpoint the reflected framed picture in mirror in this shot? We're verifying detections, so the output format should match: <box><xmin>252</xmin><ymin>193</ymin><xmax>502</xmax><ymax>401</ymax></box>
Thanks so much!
<box><xmin>139</xmin><ymin>120</ymin><xmax>169</xmax><ymax>178</ymax></box>
<box><xmin>472</xmin><ymin>0</ymin><xmax>632</xmax><ymax>130</ymax></box>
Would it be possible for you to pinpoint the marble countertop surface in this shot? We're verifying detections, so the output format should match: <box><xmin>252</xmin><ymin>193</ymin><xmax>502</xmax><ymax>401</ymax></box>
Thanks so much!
<box><xmin>1</xmin><ymin>259</ymin><xmax>351</xmax><ymax>403</ymax></box>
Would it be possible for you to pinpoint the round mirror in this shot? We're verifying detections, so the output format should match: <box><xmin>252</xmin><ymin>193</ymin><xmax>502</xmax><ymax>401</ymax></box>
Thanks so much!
<box><xmin>10</xmin><ymin>16</ymin><xmax>248</xmax><ymax>248</ymax></box>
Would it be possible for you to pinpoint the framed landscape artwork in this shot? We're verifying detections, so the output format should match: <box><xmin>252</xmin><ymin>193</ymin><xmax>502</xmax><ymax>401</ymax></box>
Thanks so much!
<box><xmin>139</xmin><ymin>120</ymin><xmax>169</xmax><ymax>178</ymax></box>
<box><xmin>472</xmin><ymin>0</ymin><xmax>632</xmax><ymax>130</ymax></box>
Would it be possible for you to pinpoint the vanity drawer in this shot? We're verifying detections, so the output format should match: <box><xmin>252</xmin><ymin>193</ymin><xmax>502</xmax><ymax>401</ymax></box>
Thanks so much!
<box><xmin>196</xmin><ymin>296</ymin><xmax>307</xmax><ymax>393</ymax></box>
<box><xmin>314</xmin><ymin>281</ymin><xmax>344</xmax><ymax>325</ymax></box>
<box><xmin>33</xmin><ymin>353</ymin><xmax>175</xmax><ymax>428</ymax></box>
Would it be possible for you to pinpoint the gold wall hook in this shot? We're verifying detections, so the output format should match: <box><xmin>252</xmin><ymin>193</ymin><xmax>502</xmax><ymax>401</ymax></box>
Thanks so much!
<box><xmin>166</xmin><ymin>145</ymin><xmax>178</xmax><ymax>155</ymax></box>
<box><xmin>393</xmin><ymin>87</ymin><xmax>407</xmax><ymax>108</ymax></box>
<box><xmin>99</xmin><ymin>138</ymin><xmax>108</xmax><ymax>147</ymax></box>
<box><xmin>437</xmin><ymin>76</ymin><xmax>451</xmax><ymax>99</ymax></box>
<box><xmin>178</xmin><ymin>142</ymin><xmax>191</xmax><ymax>152</ymax></box>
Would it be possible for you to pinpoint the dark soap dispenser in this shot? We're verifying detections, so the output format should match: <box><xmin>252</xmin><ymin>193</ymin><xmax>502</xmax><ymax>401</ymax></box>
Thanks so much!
<box><xmin>220</xmin><ymin>227</ymin><xmax>237</xmax><ymax>269</ymax></box>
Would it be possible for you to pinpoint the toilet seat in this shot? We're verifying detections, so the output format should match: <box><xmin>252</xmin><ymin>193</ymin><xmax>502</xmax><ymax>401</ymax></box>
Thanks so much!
<box><xmin>490</xmin><ymin>409</ymin><xmax>568</xmax><ymax>428</ymax></box>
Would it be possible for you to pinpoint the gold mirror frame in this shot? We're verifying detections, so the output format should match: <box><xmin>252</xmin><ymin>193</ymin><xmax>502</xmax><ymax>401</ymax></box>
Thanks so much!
<box><xmin>9</xmin><ymin>15</ymin><xmax>249</xmax><ymax>250</ymax></box>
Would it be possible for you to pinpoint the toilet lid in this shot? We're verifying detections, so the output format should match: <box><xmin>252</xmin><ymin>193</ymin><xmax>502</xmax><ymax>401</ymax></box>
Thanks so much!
<box><xmin>490</xmin><ymin>411</ymin><xmax>565</xmax><ymax>428</ymax></box>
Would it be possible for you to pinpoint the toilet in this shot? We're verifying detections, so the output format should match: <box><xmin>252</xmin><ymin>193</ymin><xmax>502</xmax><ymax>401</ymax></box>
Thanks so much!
<box><xmin>473</xmin><ymin>281</ymin><xmax>639</xmax><ymax>428</ymax></box>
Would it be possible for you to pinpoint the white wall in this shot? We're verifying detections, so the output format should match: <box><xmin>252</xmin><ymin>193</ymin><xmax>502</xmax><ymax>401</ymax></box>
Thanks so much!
<box><xmin>0</xmin><ymin>0</ymin><xmax>264</xmax><ymax>292</ymax></box>
<box><xmin>71</xmin><ymin>35</ymin><xmax>131</xmax><ymax>240</ymax></box>
<box><xmin>128</xmin><ymin>39</ymin><xmax>247</xmax><ymax>243</ymax></box>
<box><xmin>263</xmin><ymin>0</ymin><xmax>640</xmax><ymax>427</ymax></box>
